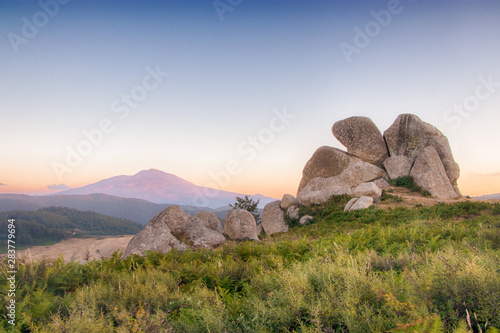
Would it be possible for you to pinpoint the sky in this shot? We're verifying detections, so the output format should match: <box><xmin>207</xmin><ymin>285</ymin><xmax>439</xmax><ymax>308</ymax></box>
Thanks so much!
<box><xmin>1</xmin><ymin>0</ymin><xmax>500</xmax><ymax>199</ymax></box>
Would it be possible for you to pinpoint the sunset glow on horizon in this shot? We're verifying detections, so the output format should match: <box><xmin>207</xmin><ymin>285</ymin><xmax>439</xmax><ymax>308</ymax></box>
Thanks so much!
<box><xmin>1</xmin><ymin>0</ymin><xmax>500</xmax><ymax>200</ymax></box>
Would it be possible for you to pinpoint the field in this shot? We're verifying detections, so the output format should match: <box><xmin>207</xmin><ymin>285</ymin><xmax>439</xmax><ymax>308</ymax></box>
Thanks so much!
<box><xmin>1</xmin><ymin>196</ymin><xmax>499</xmax><ymax>332</ymax></box>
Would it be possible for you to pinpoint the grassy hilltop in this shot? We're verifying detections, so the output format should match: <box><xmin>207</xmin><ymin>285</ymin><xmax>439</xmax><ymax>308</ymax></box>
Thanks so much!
<box><xmin>1</xmin><ymin>197</ymin><xmax>500</xmax><ymax>332</ymax></box>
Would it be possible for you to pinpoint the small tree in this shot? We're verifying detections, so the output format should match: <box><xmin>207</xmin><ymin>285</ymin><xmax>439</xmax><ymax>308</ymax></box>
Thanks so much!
<box><xmin>229</xmin><ymin>195</ymin><xmax>261</xmax><ymax>223</ymax></box>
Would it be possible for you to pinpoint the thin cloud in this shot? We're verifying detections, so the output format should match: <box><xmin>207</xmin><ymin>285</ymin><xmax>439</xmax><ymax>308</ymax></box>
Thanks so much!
<box><xmin>0</xmin><ymin>183</ymin><xmax>6</xmax><ymax>186</ymax></box>
<box><xmin>471</xmin><ymin>172</ymin><xmax>500</xmax><ymax>177</ymax></box>
<box><xmin>47</xmin><ymin>184</ymin><xmax>72</xmax><ymax>190</ymax></box>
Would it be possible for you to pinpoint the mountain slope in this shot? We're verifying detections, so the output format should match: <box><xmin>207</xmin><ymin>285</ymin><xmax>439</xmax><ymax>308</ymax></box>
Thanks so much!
<box><xmin>475</xmin><ymin>193</ymin><xmax>500</xmax><ymax>200</ymax></box>
<box><xmin>49</xmin><ymin>169</ymin><xmax>276</xmax><ymax>209</ymax></box>
<box><xmin>0</xmin><ymin>193</ymin><xmax>231</xmax><ymax>224</ymax></box>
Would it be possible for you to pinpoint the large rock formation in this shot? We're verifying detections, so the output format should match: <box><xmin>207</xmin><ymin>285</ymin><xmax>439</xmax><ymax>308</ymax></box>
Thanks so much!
<box><xmin>124</xmin><ymin>207</ymin><xmax>188</xmax><ymax>257</ymax></box>
<box><xmin>383</xmin><ymin>155</ymin><xmax>413</xmax><ymax>179</ymax></box>
<box><xmin>297</xmin><ymin>176</ymin><xmax>353</xmax><ymax>207</ymax></box>
<box><xmin>297</xmin><ymin>146</ymin><xmax>352</xmax><ymax>194</ymax></box>
<box><xmin>383</xmin><ymin>114</ymin><xmax>460</xmax><ymax>186</ymax></box>
<box><xmin>409</xmin><ymin>146</ymin><xmax>460</xmax><ymax>199</ymax></box>
<box><xmin>296</xmin><ymin>113</ymin><xmax>461</xmax><ymax>203</ymax></box>
<box><xmin>224</xmin><ymin>209</ymin><xmax>259</xmax><ymax>241</ymax></box>
<box><xmin>332</xmin><ymin>116</ymin><xmax>389</xmax><ymax>165</ymax></box>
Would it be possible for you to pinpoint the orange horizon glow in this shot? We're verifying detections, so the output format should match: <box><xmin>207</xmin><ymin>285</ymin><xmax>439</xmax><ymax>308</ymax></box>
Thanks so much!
<box><xmin>1</xmin><ymin>170</ymin><xmax>499</xmax><ymax>201</ymax></box>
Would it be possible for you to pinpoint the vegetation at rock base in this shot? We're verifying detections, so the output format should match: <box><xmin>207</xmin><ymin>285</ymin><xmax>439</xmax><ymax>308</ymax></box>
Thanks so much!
<box><xmin>389</xmin><ymin>176</ymin><xmax>432</xmax><ymax>197</ymax></box>
<box><xmin>0</xmin><ymin>207</ymin><xmax>143</xmax><ymax>250</ymax></box>
<box><xmin>1</xmin><ymin>199</ymin><xmax>500</xmax><ymax>332</ymax></box>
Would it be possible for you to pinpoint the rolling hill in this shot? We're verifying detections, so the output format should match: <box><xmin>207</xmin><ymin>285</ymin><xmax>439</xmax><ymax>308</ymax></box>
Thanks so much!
<box><xmin>0</xmin><ymin>193</ymin><xmax>233</xmax><ymax>224</ymax></box>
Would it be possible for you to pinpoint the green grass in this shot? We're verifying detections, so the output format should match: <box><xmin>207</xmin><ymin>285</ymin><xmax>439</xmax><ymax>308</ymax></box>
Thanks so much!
<box><xmin>389</xmin><ymin>176</ymin><xmax>432</xmax><ymax>197</ymax></box>
<box><xmin>1</xmin><ymin>199</ymin><xmax>499</xmax><ymax>332</ymax></box>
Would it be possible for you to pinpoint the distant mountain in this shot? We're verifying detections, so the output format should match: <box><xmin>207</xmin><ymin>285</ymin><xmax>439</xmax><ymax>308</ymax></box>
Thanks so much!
<box><xmin>47</xmin><ymin>169</ymin><xmax>277</xmax><ymax>209</ymax></box>
<box><xmin>0</xmin><ymin>193</ymin><xmax>231</xmax><ymax>225</ymax></box>
<box><xmin>474</xmin><ymin>193</ymin><xmax>500</xmax><ymax>200</ymax></box>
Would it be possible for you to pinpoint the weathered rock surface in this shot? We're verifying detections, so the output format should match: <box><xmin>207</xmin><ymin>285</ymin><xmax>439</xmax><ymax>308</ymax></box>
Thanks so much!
<box><xmin>383</xmin><ymin>155</ymin><xmax>413</xmax><ymax>179</ymax></box>
<box><xmin>332</xmin><ymin>116</ymin><xmax>389</xmax><ymax>165</ymax></box>
<box><xmin>186</xmin><ymin>215</ymin><xmax>226</xmax><ymax>249</ymax></box>
<box><xmin>261</xmin><ymin>201</ymin><xmax>289</xmax><ymax>235</ymax></box>
<box><xmin>344</xmin><ymin>198</ymin><xmax>359</xmax><ymax>212</ymax></box>
<box><xmin>339</xmin><ymin>159</ymin><xmax>387</xmax><ymax>186</ymax></box>
<box><xmin>192</xmin><ymin>212</ymin><xmax>223</xmax><ymax>233</ymax></box>
<box><xmin>383</xmin><ymin>114</ymin><xmax>460</xmax><ymax>185</ymax></box>
<box><xmin>353</xmin><ymin>182</ymin><xmax>382</xmax><ymax>199</ymax></box>
<box><xmin>410</xmin><ymin>146</ymin><xmax>460</xmax><ymax>200</ymax></box>
<box><xmin>224</xmin><ymin>209</ymin><xmax>259</xmax><ymax>241</ymax></box>
<box><xmin>372</xmin><ymin>178</ymin><xmax>390</xmax><ymax>189</ymax></box>
<box><xmin>349</xmin><ymin>196</ymin><xmax>374</xmax><ymax>211</ymax></box>
<box><xmin>297</xmin><ymin>146</ymin><xmax>352</xmax><ymax>194</ymax></box>
<box><xmin>297</xmin><ymin>176</ymin><xmax>353</xmax><ymax>207</ymax></box>
<box><xmin>124</xmin><ymin>208</ymin><xmax>187</xmax><ymax>257</ymax></box>
<box><xmin>159</xmin><ymin>205</ymin><xmax>191</xmax><ymax>233</ymax></box>
<box><xmin>281</xmin><ymin>194</ymin><xmax>299</xmax><ymax>210</ymax></box>
<box><xmin>299</xmin><ymin>215</ymin><xmax>314</xmax><ymax>225</ymax></box>
<box><xmin>287</xmin><ymin>205</ymin><xmax>300</xmax><ymax>220</ymax></box>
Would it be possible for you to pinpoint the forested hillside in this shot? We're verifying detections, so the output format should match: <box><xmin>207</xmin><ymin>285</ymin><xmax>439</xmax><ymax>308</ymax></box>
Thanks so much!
<box><xmin>0</xmin><ymin>207</ymin><xmax>143</xmax><ymax>248</ymax></box>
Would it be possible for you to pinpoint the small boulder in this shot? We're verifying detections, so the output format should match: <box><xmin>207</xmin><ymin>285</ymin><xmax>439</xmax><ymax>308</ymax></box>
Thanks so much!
<box><xmin>409</xmin><ymin>146</ymin><xmax>460</xmax><ymax>200</ymax></box>
<box><xmin>344</xmin><ymin>198</ymin><xmax>359</xmax><ymax>212</ymax></box>
<box><xmin>186</xmin><ymin>216</ymin><xmax>226</xmax><ymax>249</ymax></box>
<box><xmin>261</xmin><ymin>201</ymin><xmax>289</xmax><ymax>235</ymax></box>
<box><xmin>383</xmin><ymin>155</ymin><xmax>413</xmax><ymax>179</ymax></box>
<box><xmin>353</xmin><ymin>182</ymin><xmax>382</xmax><ymax>199</ymax></box>
<box><xmin>287</xmin><ymin>205</ymin><xmax>300</xmax><ymax>220</ymax></box>
<box><xmin>124</xmin><ymin>208</ymin><xmax>188</xmax><ymax>257</ymax></box>
<box><xmin>224</xmin><ymin>209</ymin><xmax>259</xmax><ymax>241</ymax></box>
<box><xmin>299</xmin><ymin>215</ymin><xmax>314</xmax><ymax>225</ymax></box>
<box><xmin>281</xmin><ymin>194</ymin><xmax>299</xmax><ymax>210</ymax></box>
<box><xmin>191</xmin><ymin>212</ymin><xmax>223</xmax><ymax>233</ymax></box>
<box><xmin>332</xmin><ymin>116</ymin><xmax>389</xmax><ymax>165</ymax></box>
<box><xmin>349</xmin><ymin>196</ymin><xmax>374</xmax><ymax>211</ymax></box>
<box><xmin>297</xmin><ymin>146</ymin><xmax>352</xmax><ymax>194</ymax></box>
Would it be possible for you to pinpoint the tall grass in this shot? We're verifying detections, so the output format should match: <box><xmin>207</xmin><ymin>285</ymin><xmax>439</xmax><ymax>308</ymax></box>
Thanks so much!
<box><xmin>1</xmin><ymin>200</ymin><xmax>499</xmax><ymax>332</ymax></box>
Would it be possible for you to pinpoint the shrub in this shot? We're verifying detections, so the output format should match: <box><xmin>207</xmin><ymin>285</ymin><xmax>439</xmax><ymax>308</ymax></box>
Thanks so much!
<box><xmin>389</xmin><ymin>176</ymin><xmax>432</xmax><ymax>197</ymax></box>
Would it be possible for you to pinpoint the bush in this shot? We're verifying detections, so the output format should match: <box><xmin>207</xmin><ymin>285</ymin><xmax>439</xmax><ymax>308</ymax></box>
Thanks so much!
<box><xmin>389</xmin><ymin>176</ymin><xmax>432</xmax><ymax>197</ymax></box>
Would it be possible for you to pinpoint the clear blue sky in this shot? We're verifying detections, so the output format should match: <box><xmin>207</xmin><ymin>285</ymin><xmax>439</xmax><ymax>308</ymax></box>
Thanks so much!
<box><xmin>1</xmin><ymin>0</ymin><xmax>500</xmax><ymax>197</ymax></box>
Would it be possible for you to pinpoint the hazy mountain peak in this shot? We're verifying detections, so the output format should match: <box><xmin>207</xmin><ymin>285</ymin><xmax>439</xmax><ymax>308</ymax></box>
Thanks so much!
<box><xmin>47</xmin><ymin>169</ymin><xmax>277</xmax><ymax>209</ymax></box>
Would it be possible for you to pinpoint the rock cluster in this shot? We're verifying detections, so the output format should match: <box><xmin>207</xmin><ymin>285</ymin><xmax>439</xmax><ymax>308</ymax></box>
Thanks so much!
<box><xmin>295</xmin><ymin>114</ymin><xmax>461</xmax><ymax>210</ymax></box>
<box><xmin>126</xmin><ymin>114</ymin><xmax>462</xmax><ymax>256</ymax></box>
<box><xmin>125</xmin><ymin>205</ymin><xmax>261</xmax><ymax>257</ymax></box>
